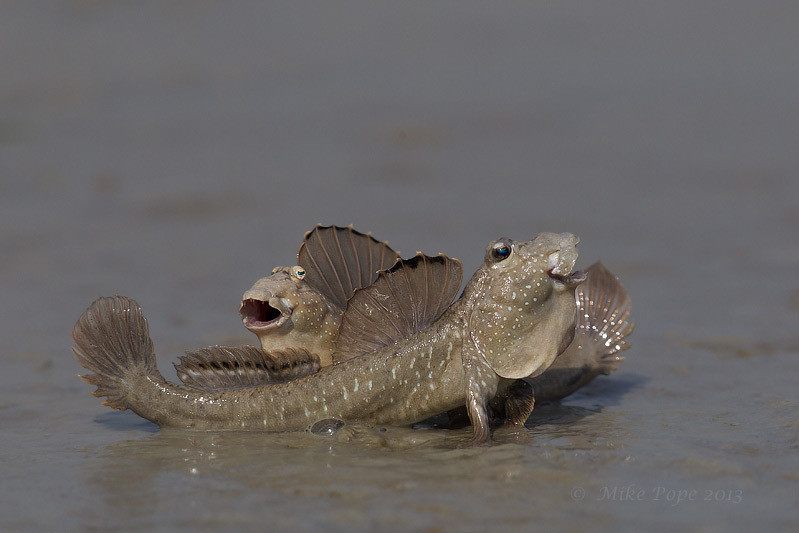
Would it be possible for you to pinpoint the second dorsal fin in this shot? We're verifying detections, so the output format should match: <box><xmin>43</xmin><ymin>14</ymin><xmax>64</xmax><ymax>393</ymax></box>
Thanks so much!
<box><xmin>175</xmin><ymin>346</ymin><xmax>321</xmax><ymax>391</ymax></box>
<box><xmin>297</xmin><ymin>225</ymin><xmax>401</xmax><ymax>309</ymax></box>
<box><xmin>333</xmin><ymin>253</ymin><xmax>463</xmax><ymax>362</ymax></box>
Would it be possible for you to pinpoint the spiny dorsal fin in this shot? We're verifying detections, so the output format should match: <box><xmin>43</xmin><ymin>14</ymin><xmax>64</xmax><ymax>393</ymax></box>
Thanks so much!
<box><xmin>575</xmin><ymin>262</ymin><xmax>634</xmax><ymax>361</ymax></box>
<box><xmin>333</xmin><ymin>253</ymin><xmax>463</xmax><ymax>362</ymax></box>
<box><xmin>175</xmin><ymin>346</ymin><xmax>321</xmax><ymax>392</ymax></box>
<box><xmin>297</xmin><ymin>224</ymin><xmax>401</xmax><ymax>309</ymax></box>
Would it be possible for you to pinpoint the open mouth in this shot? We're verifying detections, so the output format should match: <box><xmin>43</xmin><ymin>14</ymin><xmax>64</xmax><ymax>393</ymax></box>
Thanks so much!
<box><xmin>546</xmin><ymin>245</ymin><xmax>585</xmax><ymax>285</ymax></box>
<box><xmin>239</xmin><ymin>298</ymin><xmax>287</xmax><ymax>329</ymax></box>
<box><xmin>547</xmin><ymin>268</ymin><xmax>586</xmax><ymax>284</ymax></box>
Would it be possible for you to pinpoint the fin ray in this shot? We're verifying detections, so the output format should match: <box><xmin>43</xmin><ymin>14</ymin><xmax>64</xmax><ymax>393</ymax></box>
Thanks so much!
<box><xmin>72</xmin><ymin>295</ymin><xmax>163</xmax><ymax>410</ymax></box>
<box><xmin>298</xmin><ymin>225</ymin><xmax>401</xmax><ymax>308</ymax></box>
<box><xmin>575</xmin><ymin>262</ymin><xmax>634</xmax><ymax>359</ymax></box>
<box><xmin>175</xmin><ymin>346</ymin><xmax>321</xmax><ymax>391</ymax></box>
<box><xmin>333</xmin><ymin>253</ymin><xmax>463</xmax><ymax>362</ymax></box>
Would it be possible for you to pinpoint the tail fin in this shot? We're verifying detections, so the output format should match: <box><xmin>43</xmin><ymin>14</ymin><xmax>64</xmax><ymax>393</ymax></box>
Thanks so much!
<box><xmin>72</xmin><ymin>296</ymin><xmax>163</xmax><ymax>410</ymax></box>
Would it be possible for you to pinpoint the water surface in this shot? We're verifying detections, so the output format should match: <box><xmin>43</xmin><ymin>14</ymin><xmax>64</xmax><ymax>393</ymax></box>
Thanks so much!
<box><xmin>2</xmin><ymin>2</ymin><xmax>798</xmax><ymax>531</ymax></box>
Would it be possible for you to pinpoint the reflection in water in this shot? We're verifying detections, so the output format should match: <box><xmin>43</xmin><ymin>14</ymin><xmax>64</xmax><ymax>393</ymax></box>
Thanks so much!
<box><xmin>79</xmin><ymin>394</ymin><xmax>635</xmax><ymax>530</ymax></box>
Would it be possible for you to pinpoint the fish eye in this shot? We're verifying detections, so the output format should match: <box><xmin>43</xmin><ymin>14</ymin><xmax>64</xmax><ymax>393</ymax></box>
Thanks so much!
<box><xmin>490</xmin><ymin>242</ymin><xmax>512</xmax><ymax>262</ymax></box>
<box><xmin>292</xmin><ymin>267</ymin><xmax>306</xmax><ymax>280</ymax></box>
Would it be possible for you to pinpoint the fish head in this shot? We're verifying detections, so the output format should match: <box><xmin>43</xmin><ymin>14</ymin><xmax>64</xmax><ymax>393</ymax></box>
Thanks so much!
<box><xmin>468</xmin><ymin>232</ymin><xmax>587</xmax><ymax>379</ymax></box>
<box><xmin>239</xmin><ymin>266</ymin><xmax>339</xmax><ymax>350</ymax></box>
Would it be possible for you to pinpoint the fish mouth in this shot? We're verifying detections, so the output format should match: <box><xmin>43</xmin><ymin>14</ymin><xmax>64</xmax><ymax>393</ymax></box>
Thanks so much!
<box><xmin>239</xmin><ymin>298</ymin><xmax>291</xmax><ymax>330</ymax></box>
<box><xmin>547</xmin><ymin>268</ymin><xmax>587</xmax><ymax>284</ymax></box>
<box><xmin>545</xmin><ymin>233</ymin><xmax>587</xmax><ymax>286</ymax></box>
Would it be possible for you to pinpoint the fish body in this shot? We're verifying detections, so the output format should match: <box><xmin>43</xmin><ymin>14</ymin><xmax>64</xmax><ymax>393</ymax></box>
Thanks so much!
<box><xmin>74</xmin><ymin>232</ymin><xmax>584</xmax><ymax>442</ymax></box>
<box><xmin>211</xmin><ymin>225</ymin><xmax>632</xmax><ymax>404</ymax></box>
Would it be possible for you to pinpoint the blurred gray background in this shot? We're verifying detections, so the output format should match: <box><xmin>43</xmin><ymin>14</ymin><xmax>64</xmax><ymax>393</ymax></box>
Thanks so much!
<box><xmin>1</xmin><ymin>2</ymin><xmax>797</xmax><ymax>531</ymax></box>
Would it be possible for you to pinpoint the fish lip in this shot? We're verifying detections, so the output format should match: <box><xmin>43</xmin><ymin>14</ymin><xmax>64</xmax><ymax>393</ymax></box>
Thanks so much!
<box><xmin>546</xmin><ymin>268</ymin><xmax>587</xmax><ymax>285</ymax></box>
<box><xmin>239</xmin><ymin>298</ymin><xmax>291</xmax><ymax>330</ymax></box>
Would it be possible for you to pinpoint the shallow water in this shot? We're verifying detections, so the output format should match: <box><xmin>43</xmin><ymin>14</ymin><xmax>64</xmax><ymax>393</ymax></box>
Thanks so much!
<box><xmin>2</xmin><ymin>2</ymin><xmax>798</xmax><ymax>531</ymax></box>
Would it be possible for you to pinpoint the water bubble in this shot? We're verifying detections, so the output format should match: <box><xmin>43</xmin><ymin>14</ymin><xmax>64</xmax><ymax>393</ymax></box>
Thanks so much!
<box><xmin>309</xmin><ymin>418</ymin><xmax>345</xmax><ymax>436</ymax></box>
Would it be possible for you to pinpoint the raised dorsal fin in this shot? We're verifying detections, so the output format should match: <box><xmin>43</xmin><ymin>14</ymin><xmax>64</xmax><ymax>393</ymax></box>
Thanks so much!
<box><xmin>174</xmin><ymin>346</ymin><xmax>321</xmax><ymax>391</ymax></box>
<box><xmin>333</xmin><ymin>253</ymin><xmax>463</xmax><ymax>362</ymax></box>
<box><xmin>575</xmin><ymin>261</ymin><xmax>634</xmax><ymax>359</ymax></box>
<box><xmin>297</xmin><ymin>225</ymin><xmax>400</xmax><ymax>309</ymax></box>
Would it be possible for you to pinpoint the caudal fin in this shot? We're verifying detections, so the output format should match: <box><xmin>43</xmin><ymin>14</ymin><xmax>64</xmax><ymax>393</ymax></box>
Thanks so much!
<box><xmin>72</xmin><ymin>295</ymin><xmax>163</xmax><ymax>410</ymax></box>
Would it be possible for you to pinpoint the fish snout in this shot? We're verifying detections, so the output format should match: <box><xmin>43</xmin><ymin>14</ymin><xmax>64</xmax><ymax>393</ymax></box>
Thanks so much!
<box><xmin>546</xmin><ymin>233</ymin><xmax>586</xmax><ymax>288</ymax></box>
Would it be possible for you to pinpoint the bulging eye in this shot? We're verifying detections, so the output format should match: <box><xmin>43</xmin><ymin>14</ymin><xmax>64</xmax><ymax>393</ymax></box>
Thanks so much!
<box><xmin>491</xmin><ymin>242</ymin><xmax>512</xmax><ymax>262</ymax></box>
<box><xmin>292</xmin><ymin>267</ymin><xmax>306</xmax><ymax>280</ymax></box>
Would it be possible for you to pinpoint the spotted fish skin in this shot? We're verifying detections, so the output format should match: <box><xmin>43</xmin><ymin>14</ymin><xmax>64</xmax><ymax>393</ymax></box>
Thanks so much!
<box><xmin>73</xmin><ymin>233</ymin><xmax>584</xmax><ymax>443</ymax></box>
<box><xmin>74</xmin><ymin>297</ymin><xmax>468</xmax><ymax>431</ymax></box>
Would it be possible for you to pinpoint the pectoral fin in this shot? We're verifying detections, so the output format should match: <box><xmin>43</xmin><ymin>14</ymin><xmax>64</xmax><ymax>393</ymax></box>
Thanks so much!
<box><xmin>297</xmin><ymin>225</ymin><xmax>400</xmax><ymax>308</ymax></box>
<box><xmin>498</xmin><ymin>379</ymin><xmax>536</xmax><ymax>426</ymax></box>
<box><xmin>333</xmin><ymin>253</ymin><xmax>463</xmax><ymax>361</ymax></box>
<box><xmin>175</xmin><ymin>346</ymin><xmax>321</xmax><ymax>391</ymax></box>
